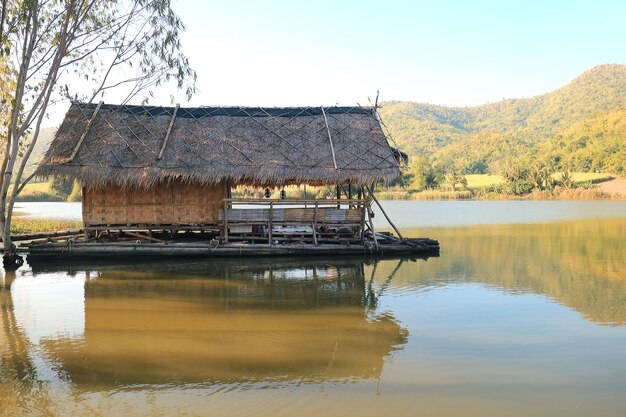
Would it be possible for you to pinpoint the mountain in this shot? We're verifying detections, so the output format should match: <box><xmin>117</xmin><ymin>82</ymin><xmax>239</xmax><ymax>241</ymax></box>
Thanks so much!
<box><xmin>379</xmin><ymin>64</ymin><xmax>626</xmax><ymax>174</ymax></box>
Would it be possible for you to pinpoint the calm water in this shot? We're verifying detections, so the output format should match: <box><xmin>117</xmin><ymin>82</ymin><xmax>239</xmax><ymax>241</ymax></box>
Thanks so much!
<box><xmin>2</xmin><ymin>202</ymin><xmax>626</xmax><ymax>416</ymax></box>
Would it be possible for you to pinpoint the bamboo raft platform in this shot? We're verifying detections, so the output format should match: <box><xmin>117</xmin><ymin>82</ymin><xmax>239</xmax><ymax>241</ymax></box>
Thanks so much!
<box><xmin>21</xmin><ymin>198</ymin><xmax>439</xmax><ymax>260</ymax></box>
<box><xmin>24</xmin><ymin>238</ymin><xmax>439</xmax><ymax>260</ymax></box>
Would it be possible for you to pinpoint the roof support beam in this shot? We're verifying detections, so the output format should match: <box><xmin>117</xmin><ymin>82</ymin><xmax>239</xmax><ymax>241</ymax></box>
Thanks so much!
<box><xmin>320</xmin><ymin>106</ymin><xmax>338</xmax><ymax>170</ymax></box>
<box><xmin>158</xmin><ymin>103</ymin><xmax>179</xmax><ymax>160</ymax></box>
<box><xmin>69</xmin><ymin>101</ymin><xmax>103</xmax><ymax>162</ymax></box>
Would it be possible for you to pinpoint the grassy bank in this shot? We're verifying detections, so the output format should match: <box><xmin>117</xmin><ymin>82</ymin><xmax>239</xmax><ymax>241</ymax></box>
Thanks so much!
<box><xmin>10</xmin><ymin>218</ymin><xmax>82</xmax><ymax>235</ymax></box>
<box><xmin>466</xmin><ymin>172</ymin><xmax>614</xmax><ymax>190</ymax></box>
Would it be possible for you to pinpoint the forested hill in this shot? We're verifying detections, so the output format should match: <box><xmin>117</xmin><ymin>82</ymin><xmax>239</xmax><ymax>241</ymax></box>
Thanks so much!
<box><xmin>379</xmin><ymin>64</ymin><xmax>626</xmax><ymax>174</ymax></box>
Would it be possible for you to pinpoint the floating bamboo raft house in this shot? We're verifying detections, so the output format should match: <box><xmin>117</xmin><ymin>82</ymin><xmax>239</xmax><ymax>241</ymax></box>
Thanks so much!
<box><xmin>29</xmin><ymin>102</ymin><xmax>439</xmax><ymax>259</ymax></box>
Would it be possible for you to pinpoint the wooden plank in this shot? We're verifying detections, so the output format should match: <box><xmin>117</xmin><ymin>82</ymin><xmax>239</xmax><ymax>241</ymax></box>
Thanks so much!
<box><xmin>69</xmin><ymin>101</ymin><xmax>103</xmax><ymax>162</ymax></box>
<box><xmin>225</xmin><ymin>222</ymin><xmax>362</xmax><ymax>227</ymax></box>
<box><xmin>124</xmin><ymin>231</ymin><xmax>167</xmax><ymax>243</ymax></box>
<box><xmin>10</xmin><ymin>229</ymin><xmax>83</xmax><ymax>242</ymax></box>
<box><xmin>157</xmin><ymin>103</ymin><xmax>179</xmax><ymax>160</ymax></box>
<box><xmin>28</xmin><ymin>234</ymin><xmax>85</xmax><ymax>245</ymax></box>
<box><xmin>222</xmin><ymin>198</ymin><xmax>366</xmax><ymax>204</ymax></box>
<box><xmin>222</xmin><ymin>198</ymin><xmax>365</xmax><ymax>206</ymax></box>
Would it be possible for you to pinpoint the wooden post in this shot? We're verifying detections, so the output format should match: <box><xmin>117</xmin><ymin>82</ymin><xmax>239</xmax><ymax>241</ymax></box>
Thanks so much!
<box><xmin>225</xmin><ymin>180</ymin><xmax>232</xmax><ymax>202</ymax></box>
<box><xmin>366</xmin><ymin>185</ymin><xmax>404</xmax><ymax>240</ymax></box>
<box><xmin>366</xmin><ymin>200</ymin><xmax>379</xmax><ymax>250</ymax></box>
<box><xmin>268</xmin><ymin>201</ymin><xmax>273</xmax><ymax>246</ymax></box>
<box><xmin>312</xmin><ymin>201</ymin><xmax>318</xmax><ymax>246</ymax></box>
<box><xmin>360</xmin><ymin>199</ymin><xmax>366</xmax><ymax>243</ymax></box>
<box><xmin>223</xmin><ymin>200</ymin><xmax>229</xmax><ymax>242</ymax></box>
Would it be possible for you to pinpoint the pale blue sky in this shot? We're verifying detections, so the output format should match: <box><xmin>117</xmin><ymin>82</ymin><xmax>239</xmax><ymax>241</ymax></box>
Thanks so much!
<box><xmin>169</xmin><ymin>0</ymin><xmax>625</xmax><ymax>107</ymax></box>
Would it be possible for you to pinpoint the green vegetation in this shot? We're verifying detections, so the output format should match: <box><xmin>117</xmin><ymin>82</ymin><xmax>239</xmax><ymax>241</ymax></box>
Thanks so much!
<box><xmin>540</xmin><ymin>108</ymin><xmax>626</xmax><ymax>174</ymax></box>
<box><xmin>10</xmin><ymin>218</ymin><xmax>82</xmax><ymax>235</ymax></box>
<box><xmin>377</xmin><ymin>64</ymin><xmax>626</xmax><ymax>198</ymax></box>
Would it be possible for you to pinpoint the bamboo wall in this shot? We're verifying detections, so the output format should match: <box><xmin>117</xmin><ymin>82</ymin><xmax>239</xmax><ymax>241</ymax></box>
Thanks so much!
<box><xmin>82</xmin><ymin>181</ymin><xmax>226</xmax><ymax>225</ymax></box>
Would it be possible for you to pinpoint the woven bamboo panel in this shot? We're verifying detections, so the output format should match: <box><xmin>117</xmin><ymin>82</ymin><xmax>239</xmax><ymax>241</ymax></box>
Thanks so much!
<box><xmin>83</xmin><ymin>181</ymin><xmax>225</xmax><ymax>225</ymax></box>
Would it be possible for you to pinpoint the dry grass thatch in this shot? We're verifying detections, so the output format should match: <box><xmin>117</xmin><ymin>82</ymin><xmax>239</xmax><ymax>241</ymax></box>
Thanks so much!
<box><xmin>36</xmin><ymin>103</ymin><xmax>401</xmax><ymax>188</ymax></box>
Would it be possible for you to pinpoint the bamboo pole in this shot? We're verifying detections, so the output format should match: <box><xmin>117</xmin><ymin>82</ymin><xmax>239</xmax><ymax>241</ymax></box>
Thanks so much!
<box><xmin>10</xmin><ymin>229</ymin><xmax>83</xmax><ymax>242</ymax></box>
<box><xmin>366</xmin><ymin>185</ymin><xmax>404</xmax><ymax>240</ymax></box>
<box><xmin>124</xmin><ymin>231</ymin><xmax>166</xmax><ymax>243</ymax></box>
<box><xmin>157</xmin><ymin>104</ymin><xmax>179</xmax><ymax>160</ymax></box>
<box><xmin>69</xmin><ymin>101</ymin><xmax>103</xmax><ymax>162</ymax></box>
<box><xmin>320</xmin><ymin>106</ymin><xmax>338</xmax><ymax>170</ymax></box>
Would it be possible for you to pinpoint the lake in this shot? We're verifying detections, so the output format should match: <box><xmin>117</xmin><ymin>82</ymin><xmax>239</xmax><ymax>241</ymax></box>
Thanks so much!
<box><xmin>2</xmin><ymin>201</ymin><xmax>626</xmax><ymax>416</ymax></box>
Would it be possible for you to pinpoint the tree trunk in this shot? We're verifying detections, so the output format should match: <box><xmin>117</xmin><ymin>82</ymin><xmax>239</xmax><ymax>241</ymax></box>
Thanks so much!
<box><xmin>0</xmin><ymin>218</ymin><xmax>8</xmax><ymax>251</ymax></box>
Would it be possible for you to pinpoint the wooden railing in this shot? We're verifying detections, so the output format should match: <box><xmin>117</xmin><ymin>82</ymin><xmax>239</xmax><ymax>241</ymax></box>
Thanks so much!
<box><xmin>220</xmin><ymin>198</ymin><xmax>371</xmax><ymax>245</ymax></box>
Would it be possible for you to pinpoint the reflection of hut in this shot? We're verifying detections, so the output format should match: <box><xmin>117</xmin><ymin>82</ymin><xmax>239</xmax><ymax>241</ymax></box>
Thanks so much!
<box><xmin>31</xmin><ymin>103</ymin><xmax>439</xmax><ymax>258</ymax></box>
<box><xmin>43</xmin><ymin>260</ymin><xmax>408</xmax><ymax>385</ymax></box>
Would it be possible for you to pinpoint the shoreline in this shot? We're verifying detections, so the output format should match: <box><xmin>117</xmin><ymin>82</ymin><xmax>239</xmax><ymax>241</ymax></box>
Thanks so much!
<box><xmin>376</xmin><ymin>176</ymin><xmax>626</xmax><ymax>201</ymax></box>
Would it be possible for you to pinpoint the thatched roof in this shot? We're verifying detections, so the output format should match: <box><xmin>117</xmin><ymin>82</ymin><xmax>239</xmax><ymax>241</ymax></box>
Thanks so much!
<box><xmin>36</xmin><ymin>103</ymin><xmax>402</xmax><ymax>188</ymax></box>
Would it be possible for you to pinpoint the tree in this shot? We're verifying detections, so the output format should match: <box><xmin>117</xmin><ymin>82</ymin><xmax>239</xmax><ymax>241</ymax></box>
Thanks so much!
<box><xmin>443</xmin><ymin>170</ymin><xmax>466</xmax><ymax>192</ymax></box>
<box><xmin>558</xmin><ymin>169</ymin><xmax>574</xmax><ymax>189</ymax></box>
<box><xmin>529</xmin><ymin>163</ymin><xmax>552</xmax><ymax>191</ymax></box>
<box><xmin>502</xmin><ymin>160</ymin><xmax>533</xmax><ymax>195</ymax></box>
<box><xmin>405</xmin><ymin>155</ymin><xmax>441</xmax><ymax>191</ymax></box>
<box><xmin>0</xmin><ymin>0</ymin><xmax>196</xmax><ymax>259</ymax></box>
<box><xmin>48</xmin><ymin>176</ymin><xmax>74</xmax><ymax>200</ymax></box>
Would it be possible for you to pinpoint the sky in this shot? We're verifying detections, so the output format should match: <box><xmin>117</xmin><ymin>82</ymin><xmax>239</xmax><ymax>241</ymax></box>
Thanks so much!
<box><xmin>162</xmin><ymin>0</ymin><xmax>625</xmax><ymax>108</ymax></box>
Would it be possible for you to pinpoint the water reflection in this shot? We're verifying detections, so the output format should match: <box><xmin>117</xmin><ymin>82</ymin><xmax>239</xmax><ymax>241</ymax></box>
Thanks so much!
<box><xmin>405</xmin><ymin>218</ymin><xmax>626</xmax><ymax>325</ymax></box>
<box><xmin>2</xmin><ymin>259</ymin><xmax>410</xmax><ymax>391</ymax></box>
